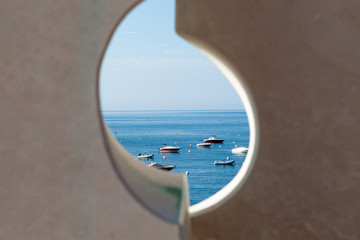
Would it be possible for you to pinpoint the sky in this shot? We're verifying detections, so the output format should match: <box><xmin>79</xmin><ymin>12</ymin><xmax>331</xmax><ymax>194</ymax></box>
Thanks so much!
<box><xmin>100</xmin><ymin>0</ymin><xmax>244</xmax><ymax>111</ymax></box>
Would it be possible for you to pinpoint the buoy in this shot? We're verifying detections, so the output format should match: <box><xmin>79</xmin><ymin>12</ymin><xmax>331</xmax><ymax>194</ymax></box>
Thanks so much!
<box><xmin>238</xmin><ymin>134</ymin><xmax>240</xmax><ymax>136</ymax></box>
<box><xmin>189</xmin><ymin>144</ymin><xmax>192</xmax><ymax>147</ymax></box>
<box><xmin>188</xmin><ymin>150</ymin><xmax>191</xmax><ymax>153</ymax></box>
<box><xmin>176</xmin><ymin>132</ymin><xmax>178</xmax><ymax>135</ymax></box>
<box><xmin>219</xmin><ymin>145</ymin><xmax>222</xmax><ymax>148</ymax></box>
<box><xmin>233</xmin><ymin>141</ymin><xmax>236</xmax><ymax>144</ymax></box>
<box><xmin>163</xmin><ymin>156</ymin><xmax>166</xmax><ymax>159</ymax></box>
<box><xmin>120</xmin><ymin>141</ymin><xmax>123</xmax><ymax>143</ymax></box>
<box><xmin>139</xmin><ymin>138</ymin><xmax>142</xmax><ymax>140</ymax></box>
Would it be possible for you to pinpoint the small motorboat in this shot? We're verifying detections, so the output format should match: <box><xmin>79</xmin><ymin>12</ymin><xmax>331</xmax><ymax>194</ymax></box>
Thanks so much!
<box><xmin>197</xmin><ymin>142</ymin><xmax>211</xmax><ymax>148</ymax></box>
<box><xmin>214</xmin><ymin>157</ymin><xmax>235</xmax><ymax>165</ymax></box>
<box><xmin>231</xmin><ymin>146</ymin><xmax>248</xmax><ymax>154</ymax></box>
<box><xmin>136</xmin><ymin>153</ymin><xmax>154</xmax><ymax>159</ymax></box>
<box><xmin>159</xmin><ymin>146</ymin><xmax>181</xmax><ymax>153</ymax></box>
<box><xmin>214</xmin><ymin>160</ymin><xmax>235</xmax><ymax>165</ymax></box>
<box><xmin>203</xmin><ymin>136</ymin><xmax>224</xmax><ymax>143</ymax></box>
<box><xmin>148</xmin><ymin>162</ymin><xmax>176</xmax><ymax>171</ymax></box>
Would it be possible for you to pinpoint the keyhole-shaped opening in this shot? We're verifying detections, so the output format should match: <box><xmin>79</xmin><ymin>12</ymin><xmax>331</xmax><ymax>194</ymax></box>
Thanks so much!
<box><xmin>99</xmin><ymin>0</ymin><xmax>257</xmax><ymax>214</ymax></box>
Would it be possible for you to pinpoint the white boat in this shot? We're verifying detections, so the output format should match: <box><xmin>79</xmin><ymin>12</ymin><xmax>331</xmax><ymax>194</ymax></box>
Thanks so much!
<box><xmin>203</xmin><ymin>135</ymin><xmax>224</xmax><ymax>143</ymax></box>
<box><xmin>148</xmin><ymin>162</ymin><xmax>176</xmax><ymax>171</ymax></box>
<box><xmin>136</xmin><ymin>153</ymin><xmax>154</xmax><ymax>159</ymax></box>
<box><xmin>159</xmin><ymin>146</ymin><xmax>181</xmax><ymax>153</ymax></box>
<box><xmin>197</xmin><ymin>143</ymin><xmax>211</xmax><ymax>148</ymax></box>
<box><xmin>214</xmin><ymin>157</ymin><xmax>234</xmax><ymax>165</ymax></box>
<box><xmin>214</xmin><ymin>159</ymin><xmax>235</xmax><ymax>165</ymax></box>
<box><xmin>231</xmin><ymin>146</ymin><xmax>248</xmax><ymax>154</ymax></box>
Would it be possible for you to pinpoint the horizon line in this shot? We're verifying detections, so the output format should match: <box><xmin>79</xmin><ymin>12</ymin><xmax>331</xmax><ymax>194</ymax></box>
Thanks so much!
<box><xmin>101</xmin><ymin>109</ymin><xmax>245</xmax><ymax>112</ymax></box>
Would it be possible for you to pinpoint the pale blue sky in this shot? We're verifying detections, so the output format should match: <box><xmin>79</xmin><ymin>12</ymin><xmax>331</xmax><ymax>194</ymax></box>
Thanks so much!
<box><xmin>100</xmin><ymin>0</ymin><xmax>244</xmax><ymax>110</ymax></box>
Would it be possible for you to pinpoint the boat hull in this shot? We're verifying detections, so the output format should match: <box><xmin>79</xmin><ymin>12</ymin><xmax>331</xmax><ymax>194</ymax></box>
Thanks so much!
<box><xmin>231</xmin><ymin>147</ymin><xmax>248</xmax><ymax>154</ymax></box>
<box><xmin>137</xmin><ymin>154</ymin><xmax>154</xmax><ymax>159</ymax></box>
<box><xmin>148</xmin><ymin>163</ymin><xmax>176</xmax><ymax>171</ymax></box>
<box><xmin>214</xmin><ymin>160</ymin><xmax>235</xmax><ymax>165</ymax></box>
<box><xmin>159</xmin><ymin>149</ymin><xmax>180</xmax><ymax>153</ymax></box>
<box><xmin>159</xmin><ymin>146</ymin><xmax>180</xmax><ymax>153</ymax></box>
<box><xmin>157</xmin><ymin>166</ymin><xmax>175</xmax><ymax>171</ymax></box>
<box><xmin>197</xmin><ymin>143</ymin><xmax>211</xmax><ymax>148</ymax></box>
<box><xmin>203</xmin><ymin>139</ymin><xmax>224</xmax><ymax>143</ymax></box>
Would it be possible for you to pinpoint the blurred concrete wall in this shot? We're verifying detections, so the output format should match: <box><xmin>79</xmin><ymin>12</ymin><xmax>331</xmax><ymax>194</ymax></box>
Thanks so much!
<box><xmin>177</xmin><ymin>0</ymin><xmax>360</xmax><ymax>239</ymax></box>
<box><xmin>0</xmin><ymin>0</ymin><xmax>189</xmax><ymax>239</ymax></box>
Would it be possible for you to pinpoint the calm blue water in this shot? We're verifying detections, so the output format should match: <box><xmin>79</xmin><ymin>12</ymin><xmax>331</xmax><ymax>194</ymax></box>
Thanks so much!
<box><xmin>102</xmin><ymin>110</ymin><xmax>249</xmax><ymax>205</ymax></box>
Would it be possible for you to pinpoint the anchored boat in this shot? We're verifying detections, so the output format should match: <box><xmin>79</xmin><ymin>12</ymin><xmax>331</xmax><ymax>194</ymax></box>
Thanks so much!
<box><xmin>203</xmin><ymin>136</ymin><xmax>224</xmax><ymax>143</ymax></box>
<box><xmin>214</xmin><ymin>160</ymin><xmax>235</xmax><ymax>165</ymax></box>
<box><xmin>136</xmin><ymin>153</ymin><xmax>154</xmax><ymax>159</ymax></box>
<box><xmin>231</xmin><ymin>146</ymin><xmax>248</xmax><ymax>154</ymax></box>
<box><xmin>159</xmin><ymin>146</ymin><xmax>181</xmax><ymax>153</ymax></box>
<box><xmin>214</xmin><ymin>157</ymin><xmax>235</xmax><ymax>165</ymax></box>
<box><xmin>148</xmin><ymin>162</ymin><xmax>176</xmax><ymax>171</ymax></box>
<box><xmin>197</xmin><ymin>142</ymin><xmax>211</xmax><ymax>148</ymax></box>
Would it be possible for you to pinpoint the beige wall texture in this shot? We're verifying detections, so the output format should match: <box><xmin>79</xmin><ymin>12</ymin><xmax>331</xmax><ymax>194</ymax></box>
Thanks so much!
<box><xmin>0</xmin><ymin>0</ymin><xmax>189</xmax><ymax>239</ymax></box>
<box><xmin>1</xmin><ymin>0</ymin><xmax>360</xmax><ymax>240</ymax></box>
<box><xmin>176</xmin><ymin>0</ymin><xmax>360</xmax><ymax>239</ymax></box>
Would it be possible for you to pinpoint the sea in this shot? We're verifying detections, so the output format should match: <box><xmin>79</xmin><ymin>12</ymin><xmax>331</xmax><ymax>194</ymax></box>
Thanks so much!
<box><xmin>102</xmin><ymin>110</ymin><xmax>250</xmax><ymax>205</ymax></box>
